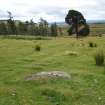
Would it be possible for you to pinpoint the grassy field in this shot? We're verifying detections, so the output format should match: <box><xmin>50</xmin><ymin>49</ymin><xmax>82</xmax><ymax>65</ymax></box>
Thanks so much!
<box><xmin>59</xmin><ymin>23</ymin><xmax>105</xmax><ymax>36</ymax></box>
<box><xmin>90</xmin><ymin>23</ymin><xmax>105</xmax><ymax>35</ymax></box>
<box><xmin>0</xmin><ymin>36</ymin><xmax>105</xmax><ymax>105</ymax></box>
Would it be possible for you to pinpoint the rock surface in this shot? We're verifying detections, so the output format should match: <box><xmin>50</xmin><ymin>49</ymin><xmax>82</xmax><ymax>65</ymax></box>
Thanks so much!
<box><xmin>25</xmin><ymin>71</ymin><xmax>71</xmax><ymax>81</ymax></box>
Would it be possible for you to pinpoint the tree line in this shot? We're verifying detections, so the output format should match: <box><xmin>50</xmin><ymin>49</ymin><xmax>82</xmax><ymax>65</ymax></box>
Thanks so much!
<box><xmin>0</xmin><ymin>10</ymin><xmax>90</xmax><ymax>37</ymax></box>
<box><xmin>0</xmin><ymin>12</ymin><xmax>60</xmax><ymax>36</ymax></box>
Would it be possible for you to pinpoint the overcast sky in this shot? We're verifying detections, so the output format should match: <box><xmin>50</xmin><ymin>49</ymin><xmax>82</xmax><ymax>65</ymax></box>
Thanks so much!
<box><xmin>0</xmin><ymin>0</ymin><xmax>105</xmax><ymax>22</ymax></box>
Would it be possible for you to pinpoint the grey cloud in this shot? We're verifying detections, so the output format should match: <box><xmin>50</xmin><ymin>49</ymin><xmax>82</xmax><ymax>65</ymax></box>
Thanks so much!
<box><xmin>75</xmin><ymin>1</ymin><xmax>105</xmax><ymax>20</ymax></box>
<box><xmin>0</xmin><ymin>0</ymin><xmax>105</xmax><ymax>22</ymax></box>
<box><xmin>0</xmin><ymin>10</ymin><xmax>8</xmax><ymax>18</ymax></box>
<box><xmin>28</xmin><ymin>6</ymin><xmax>68</xmax><ymax>20</ymax></box>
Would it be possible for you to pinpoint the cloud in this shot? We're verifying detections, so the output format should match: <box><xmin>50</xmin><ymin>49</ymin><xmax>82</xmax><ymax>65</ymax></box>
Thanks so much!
<box><xmin>0</xmin><ymin>0</ymin><xmax>104</xmax><ymax>22</ymax></box>
<box><xmin>28</xmin><ymin>6</ymin><xmax>68</xmax><ymax>22</ymax></box>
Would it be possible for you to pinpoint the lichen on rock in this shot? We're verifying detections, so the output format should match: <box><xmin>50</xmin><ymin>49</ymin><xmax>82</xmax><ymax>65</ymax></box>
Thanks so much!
<box><xmin>25</xmin><ymin>71</ymin><xmax>71</xmax><ymax>81</ymax></box>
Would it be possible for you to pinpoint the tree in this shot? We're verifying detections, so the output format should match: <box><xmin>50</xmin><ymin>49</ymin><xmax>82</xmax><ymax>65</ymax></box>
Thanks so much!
<box><xmin>7</xmin><ymin>11</ymin><xmax>17</xmax><ymax>34</ymax></box>
<box><xmin>17</xmin><ymin>21</ymin><xmax>25</xmax><ymax>34</ymax></box>
<box><xmin>28</xmin><ymin>19</ymin><xmax>35</xmax><ymax>35</ymax></box>
<box><xmin>50</xmin><ymin>22</ymin><xmax>58</xmax><ymax>37</ymax></box>
<box><xmin>7</xmin><ymin>11</ymin><xmax>13</xmax><ymax>20</ymax></box>
<box><xmin>17</xmin><ymin>21</ymin><xmax>29</xmax><ymax>35</ymax></box>
<box><xmin>38</xmin><ymin>18</ymin><xmax>49</xmax><ymax>36</ymax></box>
<box><xmin>58</xmin><ymin>27</ymin><xmax>63</xmax><ymax>36</ymax></box>
<box><xmin>65</xmin><ymin>10</ymin><xmax>89</xmax><ymax>38</ymax></box>
<box><xmin>0</xmin><ymin>23</ymin><xmax>7</xmax><ymax>35</ymax></box>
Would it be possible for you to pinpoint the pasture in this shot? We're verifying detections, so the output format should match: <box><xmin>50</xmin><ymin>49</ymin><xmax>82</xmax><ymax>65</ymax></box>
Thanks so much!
<box><xmin>0</xmin><ymin>35</ymin><xmax>105</xmax><ymax>105</ymax></box>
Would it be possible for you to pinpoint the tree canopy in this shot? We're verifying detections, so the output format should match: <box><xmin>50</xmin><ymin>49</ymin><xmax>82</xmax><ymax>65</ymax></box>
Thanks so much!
<box><xmin>65</xmin><ymin>10</ymin><xmax>90</xmax><ymax>38</ymax></box>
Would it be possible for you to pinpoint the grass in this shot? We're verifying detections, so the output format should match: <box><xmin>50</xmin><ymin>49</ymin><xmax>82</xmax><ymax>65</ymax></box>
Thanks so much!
<box><xmin>94</xmin><ymin>50</ymin><xmax>105</xmax><ymax>66</ymax></box>
<box><xmin>0</xmin><ymin>36</ymin><xmax>105</xmax><ymax>105</ymax></box>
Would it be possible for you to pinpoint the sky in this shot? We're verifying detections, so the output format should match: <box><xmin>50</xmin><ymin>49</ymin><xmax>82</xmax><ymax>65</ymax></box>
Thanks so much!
<box><xmin>0</xmin><ymin>0</ymin><xmax>105</xmax><ymax>22</ymax></box>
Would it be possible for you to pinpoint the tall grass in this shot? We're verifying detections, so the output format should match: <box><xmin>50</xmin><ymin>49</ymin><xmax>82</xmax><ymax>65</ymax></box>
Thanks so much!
<box><xmin>94</xmin><ymin>50</ymin><xmax>104</xmax><ymax>66</ymax></box>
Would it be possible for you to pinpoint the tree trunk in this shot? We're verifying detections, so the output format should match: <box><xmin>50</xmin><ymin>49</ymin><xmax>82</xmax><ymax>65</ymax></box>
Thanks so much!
<box><xmin>75</xmin><ymin>17</ymin><xmax>79</xmax><ymax>39</ymax></box>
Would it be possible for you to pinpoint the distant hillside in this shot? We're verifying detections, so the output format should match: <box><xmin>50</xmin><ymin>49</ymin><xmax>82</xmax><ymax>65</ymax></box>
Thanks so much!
<box><xmin>87</xmin><ymin>20</ymin><xmax>105</xmax><ymax>24</ymax></box>
<box><xmin>56</xmin><ymin>20</ymin><xmax>105</xmax><ymax>25</ymax></box>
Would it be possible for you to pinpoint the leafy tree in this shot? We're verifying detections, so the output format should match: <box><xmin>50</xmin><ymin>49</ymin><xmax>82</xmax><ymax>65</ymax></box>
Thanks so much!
<box><xmin>0</xmin><ymin>23</ymin><xmax>7</xmax><ymax>35</ymax></box>
<box><xmin>7</xmin><ymin>19</ymin><xmax>17</xmax><ymax>34</ymax></box>
<box><xmin>65</xmin><ymin>10</ymin><xmax>89</xmax><ymax>38</ymax></box>
<box><xmin>17</xmin><ymin>21</ymin><xmax>25</xmax><ymax>34</ymax></box>
<box><xmin>7</xmin><ymin>11</ymin><xmax>13</xmax><ymax>20</ymax></box>
<box><xmin>39</xmin><ymin>18</ymin><xmax>49</xmax><ymax>36</ymax></box>
<box><xmin>33</xmin><ymin>24</ymin><xmax>40</xmax><ymax>36</ymax></box>
<box><xmin>58</xmin><ymin>27</ymin><xmax>63</xmax><ymax>36</ymax></box>
<box><xmin>28</xmin><ymin>19</ymin><xmax>35</xmax><ymax>35</ymax></box>
<box><xmin>7</xmin><ymin>11</ymin><xmax>17</xmax><ymax>34</ymax></box>
<box><xmin>50</xmin><ymin>22</ymin><xmax>58</xmax><ymax>37</ymax></box>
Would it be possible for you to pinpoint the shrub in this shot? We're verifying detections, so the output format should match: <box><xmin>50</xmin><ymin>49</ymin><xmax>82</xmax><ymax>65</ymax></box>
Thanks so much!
<box><xmin>35</xmin><ymin>45</ymin><xmax>41</xmax><ymax>51</ymax></box>
<box><xmin>89</xmin><ymin>42</ymin><xmax>97</xmax><ymax>48</ymax></box>
<box><xmin>89</xmin><ymin>42</ymin><xmax>94</xmax><ymax>47</ymax></box>
<box><xmin>94</xmin><ymin>50</ymin><xmax>104</xmax><ymax>66</ymax></box>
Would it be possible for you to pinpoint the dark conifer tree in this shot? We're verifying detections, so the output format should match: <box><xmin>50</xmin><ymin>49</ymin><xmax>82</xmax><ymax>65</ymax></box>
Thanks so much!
<box><xmin>65</xmin><ymin>10</ymin><xmax>90</xmax><ymax>38</ymax></box>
